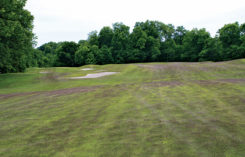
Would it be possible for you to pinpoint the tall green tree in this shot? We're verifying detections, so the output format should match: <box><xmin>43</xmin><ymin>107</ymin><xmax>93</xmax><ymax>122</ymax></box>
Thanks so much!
<box><xmin>37</xmin><ymin>42</ymin><xmax>59</xmax><ymax>66</ymax></box>
<box><xmin>75</xmin><ymin>42</ymin><xmax>90</xmax><ymax>66</ymax></box>
<box><xmin>134</xmin><ymin>21</ymin><xmax>166</xmax><ymax>61</ymax></box>
<box><xmin>0</xmin><ymin>0</ymin><xmax>34</xmax><ymax>73</ymax></box>
<box><xmin>88</xmin><ymin>31</ymin><xmax>99</xmax><ymax>46</ymax></box>
<box><xmin>182</xmin><ymin>28</ymin><xmax>210</xmax><ymax>61</ymax></box>
<box><xmin>98</xmin><ymin>26</ymin><xmax>114</xmax><ymax>48</ymax></box>
<box><xmin>173</xmin><ymin>26</ymin><xmax>187</xmax><ymax>45</ymax></box>
<box><xmin>218</xmin><ymin>22</ymin><xmax>241</xmax><ymax>48</ymax></box>
<box><xmin>199</xmin><ymin>37</ymin><xmax>222</xmax><ymax>61</ymax></box>
<box><xmin>56</xmin><ymin>42</ymin><xmax>79</xmax><ymax>66</ymax></box>
<box><xmin>111</xmin><ymin>23</ymin><xmax>130</xmax><ymax>63</ymax></box>
<box><xmin>99</xmin><ymin>46</ymin><xmax>113</xmax><ymax>64</ymax></box>
<box><xmin>240</xmin><ymin>23</ymin><xmax>245</xmax><ymax>58</ymax></box>
<box><xmin>38</xmin><ymin>42</ymin><xmax>58</xmax><ymax>54</ymax></box>
<box><xmin>129</xmin><ymin>26</ymin><xmax>148</xmax><ymax>62</ymax></box>
<box><xmin>218</xmin><ymin>22</ymin><xmax>244</xmax><ymax>60</ymax></box>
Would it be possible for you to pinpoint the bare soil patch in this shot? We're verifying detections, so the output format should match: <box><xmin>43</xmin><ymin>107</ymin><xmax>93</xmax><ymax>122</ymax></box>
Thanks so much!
<box><xmin>143</xmin><ymin>81</ymin><xmax>183</xmax><ymax>87</ymax></box>
<box><xmin>0</xmin><ymin>92</ymin><xmax>40</xmax><ymax>99</ymax></box>
<box><xmin>195</xmin><ymin>78</ymin><xmax>245</xmax><ymax>86</ymax></box>
<box><xmin>218</xmin><ymin>78</ymin><xmax>245</xmax><ymax>83</ymax></box>
<box><xmin>45</xmin><ymin>86</ymin><xmax>99</xmax><ymax>96</ymax></box>
<box><xmin>0</xmin><ymin>86</ymin><xmax>101</xmax><ymax>99</ymax></box>
<box><xmin>194</xmin><ymin>80</ymin><xmax>223</xmax><ymax>86</ymax></box>
<box><xmin>137</xmin><ymin>63</ymin><xmax>193</xmax><ymax>71</ymax></box>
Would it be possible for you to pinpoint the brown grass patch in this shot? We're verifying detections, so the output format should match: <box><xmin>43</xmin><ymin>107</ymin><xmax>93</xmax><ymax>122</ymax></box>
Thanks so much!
<box><xmin>143</xmin><ymin>81</ymin><xmax>183</xmax><ymax>87</ymax></box>
<box><xmin>0</xmin><ymin>86</ymin><xmax>102</xmax><ymax>99</ymax></box>
<box><xmin>137</xmin><ymin>63</ymin><xmax>193</xmax><ymax>71</ymax></box>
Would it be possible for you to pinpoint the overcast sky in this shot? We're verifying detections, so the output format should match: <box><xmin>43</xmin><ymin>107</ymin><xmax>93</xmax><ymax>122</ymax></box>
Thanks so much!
<box><xmin>25</xmin><ymin>0</ymin><xmax>245</xmax><ymax>47</ymax></box>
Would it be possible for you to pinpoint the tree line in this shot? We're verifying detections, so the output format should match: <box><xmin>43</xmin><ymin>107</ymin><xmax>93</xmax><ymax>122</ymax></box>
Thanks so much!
<box><xmin>36</xmin><ymin>21</ymin><xmax>245</xmax><ymax>67</ymax></box>
<box><xmin>1</xmin><ymin>0</ymin><xmax>245</xmax><ymax>73</ymax></box>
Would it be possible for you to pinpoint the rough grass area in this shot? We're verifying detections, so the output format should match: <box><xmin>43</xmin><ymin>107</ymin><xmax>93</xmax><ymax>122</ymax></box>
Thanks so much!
<box><xmin>1</xmin><ymin>59</ymin><xmax>245</xmax><ymax>157</ymax></box>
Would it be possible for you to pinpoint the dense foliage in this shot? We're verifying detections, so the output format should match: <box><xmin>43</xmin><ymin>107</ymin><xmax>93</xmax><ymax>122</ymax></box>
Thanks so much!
<box><xmin>0</xmin><ymin>0</ymin><xmax>244</xmax><ymax>73</ymax></box>
<box><xmin>0</xmin><ymin>0</ymin><xmax>35</xmax><ymax>73</ymax></box>
<box><xmin>37</xmin><ymin>21</ymin><xmax>245</xmax><ymax>67</ymax></box>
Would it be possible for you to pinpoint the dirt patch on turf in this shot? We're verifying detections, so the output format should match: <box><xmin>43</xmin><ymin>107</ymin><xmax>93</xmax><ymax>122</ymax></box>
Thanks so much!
<box><xmin>137</xmin><ymin>61</ymin><xmax>245</xmax><ymax>73</ymax></box>
<box><xmin>45</xmin><ymin>86</ymin><xmax>100</xmax><ymax>96</ymax></box>
<box><xmin>39</xmin><ymin>72</ymin><xmax>67</xmax><ymax>82</ymax></box>
<box><xmin>137</xmin><ymin>63</ymin><xmax>193</xmax><ymax>71</ymax></box>
<box><xmin>194</xmin><ymin>80</ymin><xmax>223</xmax><ymax>86</ymax></box>
<box><xmin>195</xmin><ymin>78</ymin><xmax>245</xmax><ymax>86</ymax></box>
<box><xmin>142</xmin><ymin>78</ymin><xmax>245</xmax><ymax>88</ymax></box>
<box><xmin>218</xmin><ymin>78</ymin><xmax>245</xmax><ymax>83</ymax></box>
<box><xmin>0</xmin><ymin>86</ymin><xmax>101</xmax><ymax>99</ymax></box>
<box><xmin>0</xmin><ymin>92</ymin><xmax>40</xmax><ymax>99</ymax></box>
<box><xmin>143</xmin><ymin>81</ymin><xmax>183</xmax><ymax>87</ymax></box>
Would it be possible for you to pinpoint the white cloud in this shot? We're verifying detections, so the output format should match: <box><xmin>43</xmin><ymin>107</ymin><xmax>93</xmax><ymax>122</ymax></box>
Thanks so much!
<box><xmin>25</xmin><ymin>0</ymin><xmax>245</xmax><ymax>46</ymax></box>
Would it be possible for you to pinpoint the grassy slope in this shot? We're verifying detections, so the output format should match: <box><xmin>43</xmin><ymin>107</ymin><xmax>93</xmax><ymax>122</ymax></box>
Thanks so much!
<box><xmin>1</xmin><ymin>59</ymin><xmax>245</xmax><ymax>157</ymax></box>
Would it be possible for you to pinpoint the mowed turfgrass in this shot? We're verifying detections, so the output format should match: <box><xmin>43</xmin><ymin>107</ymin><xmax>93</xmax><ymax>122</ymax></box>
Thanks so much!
<box><xmin>1</xmin><ymin>60</ymin><xmax>245</xmax><ymax>157</ymax></box>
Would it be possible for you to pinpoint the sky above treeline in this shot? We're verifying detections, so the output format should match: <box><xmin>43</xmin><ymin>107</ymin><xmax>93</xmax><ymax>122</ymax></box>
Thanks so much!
<box><xmin>25</xmin><ymin>0</ymin><xmax>245</xmax><ymax>47</ymax></box>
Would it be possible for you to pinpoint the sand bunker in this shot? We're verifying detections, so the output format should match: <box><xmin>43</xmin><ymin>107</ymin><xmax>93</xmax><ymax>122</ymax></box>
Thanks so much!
<box><xmin>70</xmin><ymin>72</ymin><xmax>118</xmax><ymax>79</ymax></box>
<box><xmin>81</xmin><ymin>68</ymin><xmax>94</xmax><ymax>71</ymax></box>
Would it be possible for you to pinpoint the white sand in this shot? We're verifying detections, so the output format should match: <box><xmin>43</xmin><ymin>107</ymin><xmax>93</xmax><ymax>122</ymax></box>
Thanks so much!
<box><xmin>81</xmin><ymin>68</ymin><xmax>94</xmax><ymax>71</ymax></box>
<box><xmin>40</xmin><ymin>71</ymin><xmax>50</xmax><ymax>74</ymax></box>
<box><xmin>70</xmin><ymin>72</ymin><xmax>118</xmax><ymax>79</ymax></box>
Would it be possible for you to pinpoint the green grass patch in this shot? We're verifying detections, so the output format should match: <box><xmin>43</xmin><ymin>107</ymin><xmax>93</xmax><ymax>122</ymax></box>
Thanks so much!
<box><xmin>1</xmin><ymin>60</ymin><xmax>245</xmax><ymax>156</ymax></box>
